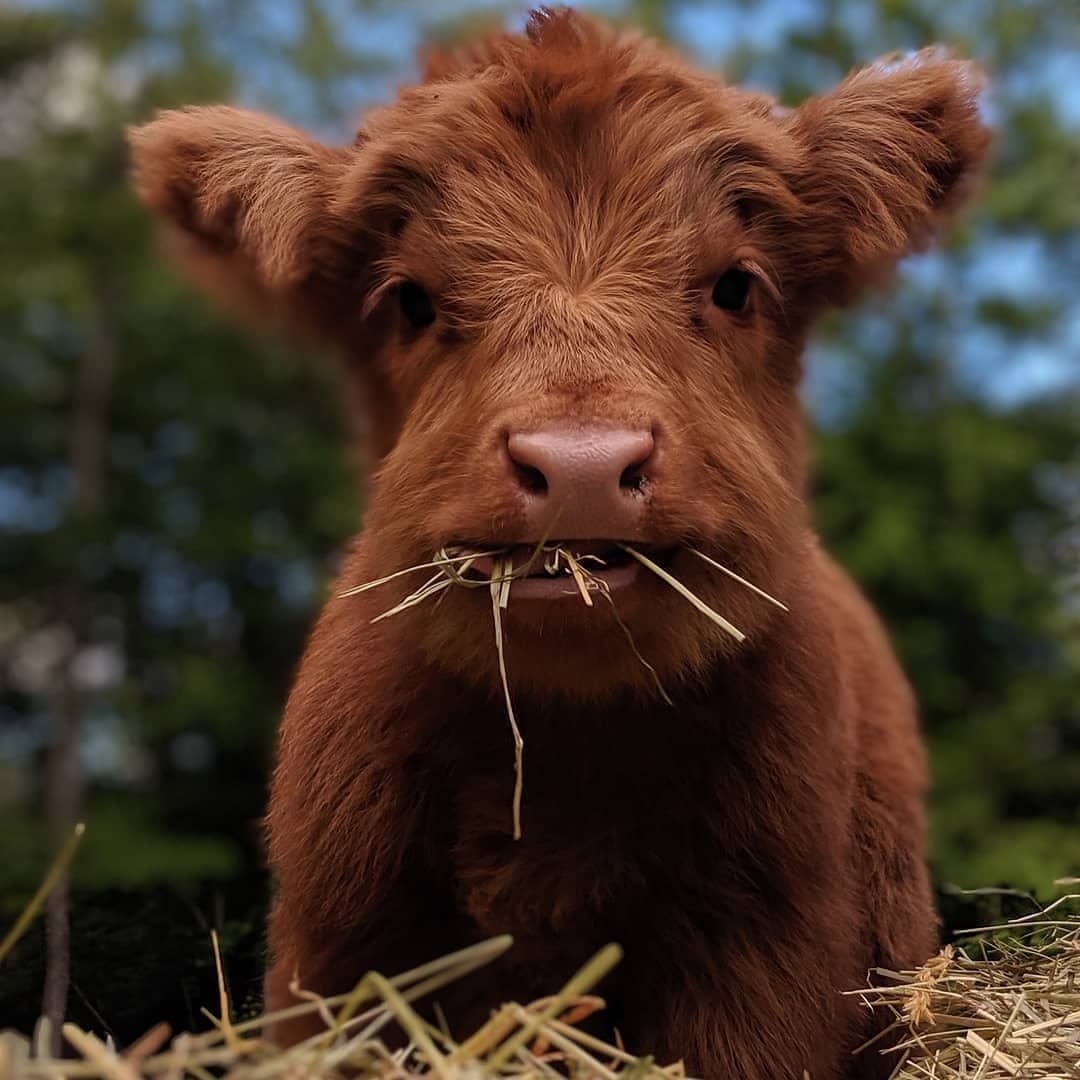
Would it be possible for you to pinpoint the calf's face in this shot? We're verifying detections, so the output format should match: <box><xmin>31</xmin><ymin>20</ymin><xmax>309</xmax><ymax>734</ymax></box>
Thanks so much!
<box><xmin>130</xmin><ymin>11</ymin><xmax>988</xmax><ymax>698</ymax></box>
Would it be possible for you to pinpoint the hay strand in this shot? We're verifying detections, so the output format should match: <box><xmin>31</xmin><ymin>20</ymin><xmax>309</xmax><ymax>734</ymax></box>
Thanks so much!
<box><xmin>617</xmin><ymin>545</ymin><xmax>745</xmax><ymax>643</ymax></box>
<box><xmin>486</xmin><ymin>944</ymin><xmax>623</xmax><ymax>1070</ymax></box>
<box><xmin>370</xmin><ymin>572</ymin><xmax>452</xmax><ymax>624</ymax></box>
<box><xmin>338</xmin><ymin>551</ymin><xmax>494</xmax><ymax>598</ymax></box>
<box><xmin>491</xmin><ymin>556</ymin><xmax>525</xmax><ymax>841</ymax></box>
<box><xmin>596</xmin><ymin>585</ymin><xmax>673</xmax><ymax>706</ymax></box>
<box><xmin>0</xmin><ymin>822</ymin><xmax>85</xmax><ymax>966</ymax></box>
<box><xmin>561</xmin><ymin>550</ymin><xmax>595</xmax><ymax>607</ymax></box>
<box><xmin>688</xmin><ymin>548</ymin><xmax>788</xmax><ymax>611</ymax></box>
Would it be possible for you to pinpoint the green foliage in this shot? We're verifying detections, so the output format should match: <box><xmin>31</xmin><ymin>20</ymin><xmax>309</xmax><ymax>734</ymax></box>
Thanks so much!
<box><xmin>814</xmin><ymin>358</ymin><xmax>1079</xmax><ymax>887</ymax></box>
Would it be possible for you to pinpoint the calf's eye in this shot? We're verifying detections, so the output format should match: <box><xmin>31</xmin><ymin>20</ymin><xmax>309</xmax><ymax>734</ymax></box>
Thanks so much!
<box><xmin>398</xmin><ymin>281</ymin><xmax>436</xmax><ymax>329</ymax></box>
<box><xmin>711</xmin><ymin>268</ymin><xmax>752</xmax><ymax>312</ymax></box>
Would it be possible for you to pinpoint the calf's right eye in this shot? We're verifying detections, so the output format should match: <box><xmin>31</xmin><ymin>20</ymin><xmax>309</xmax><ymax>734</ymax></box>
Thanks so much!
<box><xmin>398</xmin><ymin>281</ymin><xmax>436</xmax><ymax>329</ymax></box>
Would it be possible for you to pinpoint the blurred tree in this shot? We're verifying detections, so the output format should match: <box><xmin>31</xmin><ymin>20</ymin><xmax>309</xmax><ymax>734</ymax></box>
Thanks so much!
<box><xmin>0</xmin><ymin>0</ymin><xmax>360</xmax><ymax>1040</ymax></box>
<box><xmin>814</xmin><ymin>353</ymin><xmax>1079</xmax><ymax>889</ymax></box>
<box><xmin>0</xmin><ymin>0</ymin><xmax>1077</xmax><ymax>1042</ymax></box>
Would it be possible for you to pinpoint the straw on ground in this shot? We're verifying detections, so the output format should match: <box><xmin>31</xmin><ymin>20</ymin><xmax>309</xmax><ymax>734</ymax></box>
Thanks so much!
<box><xmin>852</xmin><ymin>895</ymin><xmax>1080</xmax><ymax>1078</ymax></box>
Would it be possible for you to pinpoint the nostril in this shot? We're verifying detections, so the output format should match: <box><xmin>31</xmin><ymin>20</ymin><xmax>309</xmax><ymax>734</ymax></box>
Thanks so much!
<box><xmin>619</xmin><ymin>446</ymin><xmax>654</xmax><ymax>493</ymax></box>
<box><xmin>514</xmin><ymin>461</ymin><xmax>548</xmax><ymax>496</ymax></box>
<box><xmin>619</xmin><ymin>463</ymin><xmax>647</xmax><ymax>493</ymax></box>
<box><xmin>618</xmin><ymin>431</ymin><xmax>656</xmax><ymax>494</ymax></box>
<box><xmin>506</xmin><ymin>432</ymin><xmax>551</xmax><ymax>496</ymax></box>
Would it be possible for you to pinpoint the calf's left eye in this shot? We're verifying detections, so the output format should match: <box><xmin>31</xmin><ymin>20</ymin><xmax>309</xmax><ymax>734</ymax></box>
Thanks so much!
<box><xmin>711</xmin><ymin>268</ymin><xmax>752</xmax><ymax>312</ymax></box>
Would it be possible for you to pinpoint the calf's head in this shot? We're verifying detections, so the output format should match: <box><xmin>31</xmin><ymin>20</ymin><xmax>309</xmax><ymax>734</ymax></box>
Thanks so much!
<box><xmin>130</xmin><ymin>9</ymin><xmax>988</xmax><ymax>699</ymax></box>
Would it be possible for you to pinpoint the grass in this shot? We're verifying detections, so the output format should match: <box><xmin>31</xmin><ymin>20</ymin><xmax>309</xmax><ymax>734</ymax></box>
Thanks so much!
<box><xmin>0</xmin><ymin>824</ymin><xmax>84</xmax><ymax>967</ymax></box>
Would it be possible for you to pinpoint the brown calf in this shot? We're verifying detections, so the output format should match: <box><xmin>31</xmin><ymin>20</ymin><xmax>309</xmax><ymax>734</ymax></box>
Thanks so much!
<box><xmin>130</xmin><ymin>9</ymin><xmax>989</xmax><ymax>1077</ymax></box>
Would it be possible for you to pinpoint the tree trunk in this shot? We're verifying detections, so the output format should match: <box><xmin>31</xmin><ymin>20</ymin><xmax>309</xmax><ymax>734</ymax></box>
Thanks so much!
<box><xmin>41</xmin><ymin>675</ymin><xmax>82</xmax><ymax>1050</ymax></box>
<box><xmin>41</xmin><ymin>283</ymin><xmax>116</xmax><ymax>1054</ymax></box>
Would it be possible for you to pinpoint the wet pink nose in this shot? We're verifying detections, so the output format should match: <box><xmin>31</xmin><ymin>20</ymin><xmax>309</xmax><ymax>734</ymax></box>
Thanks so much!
<box><xmin>506</xmin><ymin>423</ymin><xmax>656</xmax><ymax>538</ymax></box>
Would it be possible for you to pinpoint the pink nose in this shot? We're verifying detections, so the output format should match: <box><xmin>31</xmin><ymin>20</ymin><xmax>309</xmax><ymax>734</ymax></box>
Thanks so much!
<box><xmin>505</xmin><ymin>423</ymin><xmax>656</xmax><ymax>538</ymax></box>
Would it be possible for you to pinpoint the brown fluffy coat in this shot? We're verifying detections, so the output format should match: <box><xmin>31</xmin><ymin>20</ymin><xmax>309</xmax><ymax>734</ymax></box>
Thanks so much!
<box><xmin>130</xmin><ymin>10</ymin><xmax>990</xmax><ymax>1077</ymax></box>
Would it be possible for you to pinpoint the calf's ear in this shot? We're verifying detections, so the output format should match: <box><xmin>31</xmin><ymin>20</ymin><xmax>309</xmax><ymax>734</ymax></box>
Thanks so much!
<box><xmin>789</xmin><ymin>49</ymin><xmax>991</xmax><ymax>305</ymax></box>
<box><xmin>128</xmin><ymin>106</ymin><xmax>356</xmax><ymax>334</ymax></box>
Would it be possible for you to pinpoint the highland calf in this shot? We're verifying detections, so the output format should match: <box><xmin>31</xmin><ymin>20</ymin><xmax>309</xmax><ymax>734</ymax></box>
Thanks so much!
<box><xmin>130</xmin><ymin>10</ymin><xmax>989</xmax><ymax>1077</ymax></box>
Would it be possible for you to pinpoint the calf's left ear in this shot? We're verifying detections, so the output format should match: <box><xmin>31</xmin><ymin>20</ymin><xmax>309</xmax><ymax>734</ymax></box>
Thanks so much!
<box><xmin>789</xmin><ymin>49</ymin><xmax>991</xmax><ymax>304</ymax></box>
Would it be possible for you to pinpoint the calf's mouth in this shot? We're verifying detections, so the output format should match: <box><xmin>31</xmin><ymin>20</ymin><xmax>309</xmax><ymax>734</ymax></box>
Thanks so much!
<box><xmin>456</xmin><ymin>540</ymin><xmax>677</xmax><ymax>600</ymax></box>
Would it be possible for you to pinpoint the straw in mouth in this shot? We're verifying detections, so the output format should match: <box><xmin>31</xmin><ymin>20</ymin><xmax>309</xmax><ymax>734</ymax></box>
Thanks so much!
<box><xmin>341</xmin><ymin>541</ymin><xmax>787</xmax><ymax>838</ymax></box>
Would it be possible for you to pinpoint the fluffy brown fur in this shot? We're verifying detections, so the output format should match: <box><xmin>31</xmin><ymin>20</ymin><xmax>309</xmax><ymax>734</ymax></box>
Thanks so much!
<box><xmin>130</xmin><ymin>9</ymin><xmax>989</xmax><ymax>1078</ymax></box>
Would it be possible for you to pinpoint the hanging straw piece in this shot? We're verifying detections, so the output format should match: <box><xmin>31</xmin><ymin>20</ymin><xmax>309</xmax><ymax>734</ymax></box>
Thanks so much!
<box><xmin>498</xmin><ymin>559</ymin><xmax>513</xmax><ymax>610</ymax></box>
<box><xmin>688</xmin><ymin>548</ymin><xmax>788</xmax><ymax>611</ymax></box>
<box><xmin>490</xmin><ymin>556</ymin><xmax>525</xmax><ymax>840</ymax></box>
<box><xmin>565</xmin><ymin>558</ymin><xmax>671</xmax><ymax>704</ymax></box>
<box><xmin>598</xmin><ymin>587</ymin><xmax>673</xmax><ymax>706</ymax></box>
<box><xmin>617</xmin><ymin>545</ymin><xmax>745</xmax><ymax>643</ymax></box>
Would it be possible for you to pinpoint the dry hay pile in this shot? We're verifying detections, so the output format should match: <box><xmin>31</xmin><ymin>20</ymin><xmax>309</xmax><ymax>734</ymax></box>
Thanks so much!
<box><xmin>1</xmin><ymin>936</ymin><xmax>685</xmax><ymax>1080</ymax></box>
<box><xmin>3</xmin><ymin>896</ymin><xmax>1080</xmax><ymax>1079</ymax></box>
<box><xmin>859</xmin><ymin>894</ymin><xmax>1080</xmax><ymax>1079</ymax></box>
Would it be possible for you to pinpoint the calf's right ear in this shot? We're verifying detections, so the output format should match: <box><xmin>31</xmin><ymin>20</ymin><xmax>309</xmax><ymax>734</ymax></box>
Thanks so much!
<box><xmin>128</xmin><ymin>106</ymin><xmax>357</xmax><ymax>334</ymax></box>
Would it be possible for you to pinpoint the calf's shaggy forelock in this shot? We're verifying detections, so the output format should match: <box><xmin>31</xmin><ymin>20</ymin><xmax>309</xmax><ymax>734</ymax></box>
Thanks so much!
<box><xmin>131</xmin><ymin>9</ymin><xmax>989</xmax><ymax>1077</ymax></box>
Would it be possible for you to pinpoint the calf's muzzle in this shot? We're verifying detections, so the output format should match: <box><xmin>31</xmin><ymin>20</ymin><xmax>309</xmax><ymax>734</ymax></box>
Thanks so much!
<box><xmin>504</xmin><ymin>422</ymin><xmax>656</xmax><ymax>539</ymax></box>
